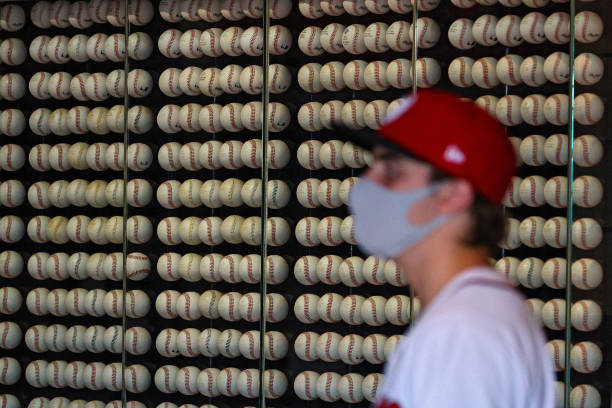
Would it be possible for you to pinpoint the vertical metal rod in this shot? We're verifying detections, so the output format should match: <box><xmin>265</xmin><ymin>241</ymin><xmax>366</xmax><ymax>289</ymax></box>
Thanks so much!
<box><xmin>258</xmin><ymin>2</ymin><xmax>271</xmax><ymax>408</ymax></box>
<box><xmin>120</xmin><ymin>2</ymin><xmax>131</xmax><ymax>408</ymax></box>
<box><xmin>408</xmin><ymin>0</ymin><xmax>419</xmax><ymax>326</ymax></box>
<box><xmin>563</xmin><ymin>0</ymin><xmax>577</xmax><ymax>406</ymax></box>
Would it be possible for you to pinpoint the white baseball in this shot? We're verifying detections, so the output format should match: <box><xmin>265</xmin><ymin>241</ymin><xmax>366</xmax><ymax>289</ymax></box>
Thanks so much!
<box><xmin>575</xmin><ymin>11</ymin><xmax>603</xmax><ymax>44</ymax></box>
<box><xmin>0</xmin><ymin>38</ymin><xmax>27</xmax><ymax>66</ymax></box>
<box><xmin>518</xmin><ymin>216</ymin><xmax>545</xmax><ymax>248</ymax></box>
<box><xmin>298</xmin><ymin>26</ymin><xmax>323</xmax><ymax>56</ymax></box>
<box><xmin>575</xmin><ymin>53</ymin><xmax>604</xmax><ymax>86</ymax></box>
<box><xmin>574</xmin><ymin>92</ymin><xmax>604</xmax><ymax>125</ymax></box>
<box><xmin>496</xmin><ymin>15</ymin><xmax>523</xmax><ymax>47</ymax></box>
<box><xmin>316</xmin><ymin>372</ymin><xmax>341</xmax><ymax>402</ymax></box>
<box><xmin>571</xmin><ymin>300</ymin><xmax>602</xmax><ymax>331</ymax></box>
<box><xmin>520</xmin><ymin>12</ymin><xmax>546</xmax><ymax>44</ymax></box>
<box><xmin>572</xmin><ymin>258</ymin><xmax>603</xmax><ymax>290</ymax></box>
<box><xmin>494</xmin><ymin>95</ymin><xmax>522</xmax><ymax>126</ymax></box>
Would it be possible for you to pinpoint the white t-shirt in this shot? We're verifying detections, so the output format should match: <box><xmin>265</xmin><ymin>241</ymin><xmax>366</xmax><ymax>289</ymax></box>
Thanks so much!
<box><xmin>376</xmin><ymin>267</ymin><xmax>555</xmax><ymax>408</ymax></box>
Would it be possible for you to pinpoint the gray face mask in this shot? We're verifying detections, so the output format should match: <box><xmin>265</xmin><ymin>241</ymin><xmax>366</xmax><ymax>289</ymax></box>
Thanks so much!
<box><xmin>349</xmin><ymin>179</ymin><xmax>450</xmax><ymax>258</ymax></box>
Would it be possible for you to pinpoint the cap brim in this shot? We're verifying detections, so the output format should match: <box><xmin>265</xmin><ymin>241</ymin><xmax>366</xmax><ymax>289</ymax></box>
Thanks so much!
<box><xmin>334</xmin><ymin>125</ymin><xmax>409</xmax><ymax>156</ymax></box>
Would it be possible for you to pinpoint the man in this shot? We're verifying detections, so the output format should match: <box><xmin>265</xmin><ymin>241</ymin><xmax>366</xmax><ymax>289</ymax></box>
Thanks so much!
<box><xmin>345</xmin><ymin>89</ymin><xmax>555</xmax><ymax>407</ymax></box>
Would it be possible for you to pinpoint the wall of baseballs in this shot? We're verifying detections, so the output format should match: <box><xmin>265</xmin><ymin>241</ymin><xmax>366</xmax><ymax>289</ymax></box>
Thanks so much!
<box><xmin>0</xmin><ymin>0</ymin><xmax>609</xmax><ymax>407</ymax></box>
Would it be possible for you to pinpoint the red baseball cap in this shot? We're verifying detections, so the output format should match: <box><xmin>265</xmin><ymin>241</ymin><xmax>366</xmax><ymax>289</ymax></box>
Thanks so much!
<box><xmin>342</xmin><ymin>89</ymin><xmax>516</xmax><ymax>204</ymax></box>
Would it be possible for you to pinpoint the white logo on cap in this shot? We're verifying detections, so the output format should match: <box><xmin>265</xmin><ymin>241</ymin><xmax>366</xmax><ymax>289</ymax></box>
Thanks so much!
<box><xmin>443</xmin><ymin>144</ymin><xmax>466</xmax><ymax>164</ymax></box>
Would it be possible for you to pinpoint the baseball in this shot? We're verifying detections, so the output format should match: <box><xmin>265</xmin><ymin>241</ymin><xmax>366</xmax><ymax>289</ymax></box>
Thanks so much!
<box><xmin>298</xmin><ymin>26</ymin><xmax>323</xmax><ymax>56</ymax></box>
<box><xmin>319</xmin><ymin>23</ymin><xmax>345</xmax><ymax>54</ymax></box>
<box><xmin>155</xmin><ymin>291</ymin><xmax>180</xmax><ymax>320</ymax></box>
<box><xmin>25</xmin><ymin>324</ymin><xmax>48</xmax><ymax>352</ymax></box>
<box><xmin>519</xmin><ymin>175</ymin><xmax>546</xmax><ymax>207</ymax></box>
<box><xmin>68</xmin><ymin>73</ymin><xmax>89</xmax><ymax>101</ymax></box>
<box><xmin>320</xmin><ymin>61</ymin><xmax>345</xmax><ymax>91</ymax></box>
<box><xmin>316</xmin><ymin>332</ymin><xmax>342</xmax><ymax>362</ymax></box>
<box><xmin>219</xmin><ymin>26</ymin><xmax>244</xmax><ymax>56</ymax></box>
<box><xmin>342</xmin><ymin>24</ymin><xmax>367</xmax><ymax>55</ymax></box>
<box><xmin>0</xmin><ymin>4</ymin><xmax>25</xmax><ymax>31</ymax></box>
<box><xmin>0</xmin><ymin>144</ymin><xmax>25</xmax><ymax>171</ymax></box>
<box><xmin>294</xmin><ymin>371</ymin><xmax>319</xmax><ymax>401</ymax></box>
<box><xmin>128</xmin><ymin>32</ymin><xmax>153</xmax><ymax>60</ymax></box>
<box><xmin>385</xmin><ymin>294</ymin><xmax>412</xmax><ymax>325</ymax></box>
<box><xmin>571</xmin><ymin>300</ymin><xmax>602</xmax><ymax>331</ymax></box>
<box><xmin>496</xmin><ymin>15</ymin><xmax>523</xmax><ymax>47</ymax></box>
<box><xmin>85</xmin><ymin>33</ymin><xmax>107</xmax><ymax>62</ymax></box>
<box><xmin>412</xmin><ymin>58</ymin><xmax>441</xmax><ymax>88</ymax></box>
<box><xmin>0</xmin><ymin>109</ymin><xmax>26</xmax><ymax>137</ymax></box>
<box><xmin>217</xmin><ymin>329</ymin><xmax>241</xmax><ymax>358</ymax></box>
<box><xmin>573</xmin><ymin>175</ymin><xmax>603</xmax><ymax>208</ymax></box>
<box><xmin>176</xmin><ymin>291</ymin><xmax>202</xmax><ymax>321</ymax></box>
<box><xmin>29</xmin><ymin>108</ymin><xmax>52</xmax><ymax>137</ymax></box>
<box><xmin>542</xmin><ymin>298</ymin><xmax>566</xmax><ymax>330</ymax></box>
<box><xmin>26</xmin><ymin>360</ymin><xmax>48</xmax><ymax>388</ymax></box>
<box><xmin>29</xmin><ymin>35</ymin><xmax>51</xmax><ymax>63</ymax></box>
<box><xmin>519</xmin><ymin>216</ymin><xmax>546</xmax><ymax>248</ymax></box>
<box><xmin>268</xmin><ymin>25</ymin><xmax>292</xmax><ymax>55</ymax></box>
<box><xmin>0</xmin><ymin>357</ymin><xmax>20</xmax><ymax>385</ymax></box>
<box><xmin>520</xmin><ymin>12</ymin><xmax>546</xmax><ymax>44</ymax></box>
<box><xmin>179</xmin><ymin>29</ymin><xmax>203</xmax><ymax>58</ymax></box>
<box><xmin>198</xmin><ymin>27</ymin><xmax>222</xmax><ymax>57</ymax></box>
<box><xmin>520</xmin><ymin>55</ymin><xmax>546</xmax><ymax>87</ymax></box>
<box><xmin>543</xmin><ymin>176</ymin><xmax>568</xmax><ymax>208</ymax></box>
<box><xmin>474</xmin><ymin>95</ymin><xmax>499</xmax><ymax>117</ymax></box>
<box><xmin>385</xmin><ymin>21</ymin><xmax>412</xmax><ymax>53</ymax></box>
<box><xmin>382</xmin><ymin>58</ymin><xmax>412</xmax><ymax>89</ymax></box>
<box><xmin>546</xmin><ymin>339</ymin><xmax>566</xmax><ymax>372</ymax></box>
<box><xmin>495</xmin><ymin>257</ymin><xmax>520</xmax><ymax>286</ymax></box>
<box><xmin>541</xmin><ymin>258</ymin><xmax>567</xmax><ymax>289</ymax></box>
<box><xmin>158</xmin><ymin>28</ymin><xmax>182</xmax><ymax>58</ymax></box>
<box><xmin>574</xmin><ymin>93</ymin><xmax>604</xmax><ymax>125</ymax></box>
<box><xmin>520</xmin><ymin>135</ymin><xmax>547</xmax><ymax>166</ymax></box>
<box><xmin>294</xmin><ymin>293</ymin><xmax>321</xmax><ymax>323</ymax></box>
<box><xmin>0</xmin><ymin>38</ymin><xmax>27</xmax><ymax>66</ymax></box>
<box><xmin>574</xmin><ymin>135</ymin><xmax>603</xmax><ymax>167</ymax></box>
<box><xmin>316</xmin><ymin>372</ymin><xmax>341</xmax><ymax>402</ymax></box>
<box><xmin>154</xmin><ymin>365</ymin><xmax>178</xmax><ymax>394</ymax></box>
<box><xmin>448</xmin><ymin>57</ymin><xmax>474</xmax><ymax>88</ymax></box>
<box><xmin>448</xmin><ymin>19</ymin><xmax>475</xmax><ymax>50</ymax></box>
<box><xmin>361</xmin><ymin>334</ymin><xmax>387</xmax><ymax>365</ymax></box>
<box><xmin>575</xmin><ymin>53</ymin><xmax>604</xmax><ymax>85</ymax></box>
<box><xmin>471</xmin><ymin>15</ymin><xmax>498</xmax><ymax>46</ymax></box>
<box><xmin>542</xmin><ymin>52</ymin><xmax>570</xmax><ymax>86</ymax></box>
<box><xmin>216</xmin><ymin>367</ymin><xmax>241</xmax><ymax>397</ymax></box>
<box><xmin>387</xmin><ymin>0</ymin><xmax>411</xmax><ymax>12</ymax></box>
<box><xmin>0</xmin><ymin>73</ymin><xmax>25</xmax><ymax>101</ymax></box>
<box><xmin>572</xmin><ymin>258</ymin><xmax>603</xmax><ymax>290</ymax></box>
<box><xmin>517</xmin><ymin>257</ymin><xmax>544</xmax><ymax>289</ymax></box>
<box><xmin>409</xmin><ymin>17</ymin><xmax>440</xmax><ymax>49</ymax></box>
<box><xmin>544</xmin><ymin>12</ymin><xmax>570</xmax><ymax>44</ymax></box>
<box><xmin>472</xmin><ymin>57</ymin><xmax>499</xmax><ymax>89</ymax></box>
<box><xmin>570</xmin><ymin>341</ymin><xmax>602</xmax><ymax>373</ymax></box>
<box><xmin>338</xmin><ymin>373</ymin><xmax>364</xmax><ymax>403</ymax></box>
<box><xmin>572</xmin><ymin>218</ymin><xmax>603</xmax><ymax>250</ymax></box>
<box><xmin>156</xmin><ymin>105</ymin><xmax>181</xmax><ymax>134</ymax></box>
<box><xmin>496</xmin><ymin>95</ymin><xmax>523</xmax><ymax>126</ymax></box>
<box><xmin>502</xmin><ymin>176</ymin><xmax>522</xmax><ymax>208</ymax></box>
<box><xmin>104</xmin><ymin>33</ymin><xmax>126</xmax><ymax>62</ymax></box>
<box><xmin>67</xmin><ymin>34</ymin><xmax>89</xmax><ymax>63</ymax></box>
<box><xmin>575</xmin><ymin>11</ymin><xmax>603</xmax><ymax>43</ymax></box>
<box><xmin>126</xmin><ymin>69</ymin><xmax>153</xmax><ymax>98</ymax></box>
<box><xmin>496</xmin><ymin>55</ymin><xmax>523</xmax><ymax>86</ymax></box>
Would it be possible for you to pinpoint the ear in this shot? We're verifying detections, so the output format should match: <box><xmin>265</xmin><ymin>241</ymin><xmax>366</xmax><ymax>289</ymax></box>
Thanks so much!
<box><xmin>435</xmin><ymin>179</ymin><xmax>475</xmax><ymax>214</ymax></box>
